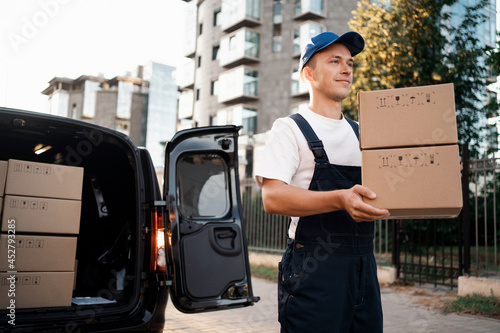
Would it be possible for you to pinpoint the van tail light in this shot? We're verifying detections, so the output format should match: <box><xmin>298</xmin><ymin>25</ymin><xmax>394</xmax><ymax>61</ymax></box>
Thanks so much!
<box><xmin>150</xmin><ymin>209</ymin><xmax>167</xmax><ymax>272</ymax></box>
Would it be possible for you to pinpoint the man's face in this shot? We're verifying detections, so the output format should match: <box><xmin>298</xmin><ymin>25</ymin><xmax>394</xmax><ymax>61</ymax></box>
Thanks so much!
<box><xmin>307</xmin><ymin>43</ymin><xmax>354</xmax><ymax>102</ymax></box>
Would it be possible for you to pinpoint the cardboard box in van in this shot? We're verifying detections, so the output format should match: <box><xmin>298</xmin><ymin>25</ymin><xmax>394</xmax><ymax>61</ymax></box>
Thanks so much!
<box><xmin>0</xmin><ymin>161</ymin><xmax>7</xmax><ymax>196</ymax></box>
<box><xmin>0</xmin><ymin>271</ymin><xmax>75</xmax><ymax>309</ymax></box>
<box><xmin>1</xmin><ymin>195</ymin><xmax>81</xmax><ymax>234</ymax></box>
<box><xmin>4</xmin><ymin>159</ymin><xmax>83</xmax><ymax>200</ymax></box>
<box><xmin>0</xmin><ymin>234</ymin><xmax>77</xmax><ymax>272</ymax></box>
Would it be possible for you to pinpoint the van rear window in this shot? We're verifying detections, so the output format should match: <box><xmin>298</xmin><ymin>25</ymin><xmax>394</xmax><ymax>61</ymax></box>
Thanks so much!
<box><xmin>176</xmin><ymin>153</ymin><xmax>230</xmax><ymax>218</ymax></box>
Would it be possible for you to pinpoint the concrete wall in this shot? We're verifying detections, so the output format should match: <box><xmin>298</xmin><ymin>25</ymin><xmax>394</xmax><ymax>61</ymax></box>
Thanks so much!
<box><xmin>458</xmin><ymin>276</ymin><xmax>500</xmax><ymax>297</ymax></box>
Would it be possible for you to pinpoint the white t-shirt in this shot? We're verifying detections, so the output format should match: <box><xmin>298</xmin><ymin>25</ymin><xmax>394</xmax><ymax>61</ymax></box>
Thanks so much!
<box><xmin>254</xmin><ymin>107</ymin><xmax>361</xmax><ymax>239</ymax></box>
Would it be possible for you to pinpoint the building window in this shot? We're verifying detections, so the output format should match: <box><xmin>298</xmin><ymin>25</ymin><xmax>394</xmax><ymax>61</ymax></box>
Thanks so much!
<box><xmin>273</xmin><ymin>31</ymin><xmax>282</xmax><ymax>53</ymax></box>
<box><xmin>198</xmin><ymin>55</ymin><xmax>202</xmax><ymax>68</ymax></box>
<box><xmin>241</xmin><ymin>107</ymin><xmax>257</xmax><ymax>135</ymax></box>
<box><xmin>116</xmin><ymin>81</ymin><xmax>134</xmax><ymax>119</ymax></box>
<box><xmin>82</xmin><ymin>80</ymin><xmax>100</xmax><ymax>118</ymax></box>
<box><xmin>246</xmin><ymin>0</ymin><xmax>261</xmax><ymax>20</ymax></box>
<box><xmin>273</xmin><ymin>0</ymin><xmax>282</xmax><ymax>23</ymax></box>
<box><xmin>245</xmin><ymin>30</ymin><xmax>260</xmax><ymax>58</ymax></box>
<box><xmin>196</xmin><ymin>88</ymin><xmax>200</xmax><ymax>101</ymax></box>
<box><xmin>214</xmin><ymin>9</ymin><xmax>221</xmax><ymax>26</ymax></box>
<box><xmin>293</xmin><ymin>22</ymin><xmax>324</xmax><ymax>55</ymax></box>
<box><xmin>244</xmin><ymin>68</ymin><xmax>258</xmax><ymax>96</ymax></box>
<box><xmin>273</xmin><ymin>1</ymin><xmax>282</xmax><ymax>53</ymax></box>
<box><xmin>212</xmin><ymin>44</ymin><xmax>220</xmax><ymax>60</ymax></box>
<box><xmin>211</xmin><ymin>79</ymin><xmax>219</xmax><ymax>96</ymax></box>
<box><xmin>199</xmin><ymin>22</ymin><xmax>203</xmax><ymax>35</ymax></box>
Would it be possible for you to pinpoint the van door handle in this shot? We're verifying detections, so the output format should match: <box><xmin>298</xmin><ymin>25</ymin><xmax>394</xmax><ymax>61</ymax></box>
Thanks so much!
<box><xmin>209</xmin><ymin>226</ymin><xmax>242</xmax><ymax>256</ymax></box>
<box><xmin>217</xmin><ymin>231</ymin><xmax>237</xmax><ymax>239</ymax></box>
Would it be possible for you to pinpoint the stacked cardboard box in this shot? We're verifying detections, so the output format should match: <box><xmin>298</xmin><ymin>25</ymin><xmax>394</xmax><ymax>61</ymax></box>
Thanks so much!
<box><xmin>0</xmin><ymin>161</ymin><xmax>6</xmax><ymax>218</ymax></box>
<box><xmin>358</xmin><ymin>83</ymin><xmax>463</xmax><ymax>219</ymax></box>
<box><xmin>0</xmin><ymin>159</ymin><xmax>83</xmax><ymax>308</ymax></box>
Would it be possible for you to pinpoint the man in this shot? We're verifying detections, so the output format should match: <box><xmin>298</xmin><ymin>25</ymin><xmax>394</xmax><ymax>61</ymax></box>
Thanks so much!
<box><xmin>255</xmin><ymin>31</ymin><xmax>390</xmax><ymax>332</ymax></box>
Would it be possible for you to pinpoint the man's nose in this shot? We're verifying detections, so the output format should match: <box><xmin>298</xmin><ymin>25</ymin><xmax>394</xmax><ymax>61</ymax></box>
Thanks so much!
<box><xmin>341</xmin><ymin>63</ymin><xmax>352</xmax><ymax>75</ymax></box>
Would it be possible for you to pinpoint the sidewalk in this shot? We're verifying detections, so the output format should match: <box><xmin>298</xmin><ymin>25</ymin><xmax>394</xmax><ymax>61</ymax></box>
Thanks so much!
<box><xmin>163</xmin><ymin>277</ymin><xmax>500</xmax><ymax>332</ymax></box>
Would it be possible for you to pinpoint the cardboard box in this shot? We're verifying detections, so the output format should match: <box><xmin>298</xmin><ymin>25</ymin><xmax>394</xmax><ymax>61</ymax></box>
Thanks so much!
<box><xmin>0</xmin><ymin>271</ymin><xmax>75</xmax><ymax>309</ymax></box>
<box><xmin>0</xmin><ymin>161</ymin><xmax>7</xmax><ymax>196</ymax></box>
<box><xmin>358</xmin><ymin>83</ymin><xmax>458</xmax><ymax>149</ymax></box>
<box><xmin>5</xmin><ymin>159</ymin><xmax>84</xmax><ymax>200</ymax></box>
<box><xmin>1</xmin><ymin>195</ymin><xmax>81</xmax><ymax>234</ymax></box>
<box><xmin>0</xmin><ymin>234</ymin><xmax>77</xmax><ymax>271</ymax></box>
<box><xmin>362</xmin><ymin>145</ymin><xmax>462</xmax><ymax>219</ymax></box>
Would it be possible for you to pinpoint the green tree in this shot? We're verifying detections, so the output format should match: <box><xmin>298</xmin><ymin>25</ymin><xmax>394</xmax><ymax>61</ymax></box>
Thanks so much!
<box><xmin>345</xmin><ymin>0</ymin><xmax>490</xmax><ymax>152</ymax></box>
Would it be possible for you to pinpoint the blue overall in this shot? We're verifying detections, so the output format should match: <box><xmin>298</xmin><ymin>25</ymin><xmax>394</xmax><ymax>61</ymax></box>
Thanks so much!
<box><xmin>278</xmin><ymin>113</ymin><xmax>383</xmax><ymax>333</ymax></box>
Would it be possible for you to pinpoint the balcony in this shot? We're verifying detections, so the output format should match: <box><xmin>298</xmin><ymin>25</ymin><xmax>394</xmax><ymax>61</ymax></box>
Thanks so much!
<box><xmin>182</xmin><ymin>0</ymin><xmax>197</xmax><ymax>58</ymax></box>
<box><xmin>220</xmin><ymin>28</ymin><xmax>260</xmax><ymax>68</ymax></box>
<box><xmin>177</xmin><ymin>59</ymin><xmax>195</xmax><ymax>90</ymax></box>
<box><xmin>215</xmin><ymin>104</ymin><xmax>257</xmax><ymax>135</ymax></box>
<box><xmin>221</xmin><ymin>0</ymin><xmax>261</xmax><ymax>33</ymax></box>
<box><xmin>218</xmin><ymin>66</ymin><xmax>258</xmax><ymax>104</ymax></box>
<box><xmin>178</xmin><ymin>90</ymin><xmax>194</xmax><ymax>120</ymax></box>
<box><xmin>293</xmin><ymin>0</ymin><xmax>326</xmax><ymax>20</ymax></box>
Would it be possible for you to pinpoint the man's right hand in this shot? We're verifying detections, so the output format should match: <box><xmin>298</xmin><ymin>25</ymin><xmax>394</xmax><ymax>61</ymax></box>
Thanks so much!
<box><xmin>339</xmin><ymin>185</ymin><xmax>390</xmax><ymax>222</ymax></box>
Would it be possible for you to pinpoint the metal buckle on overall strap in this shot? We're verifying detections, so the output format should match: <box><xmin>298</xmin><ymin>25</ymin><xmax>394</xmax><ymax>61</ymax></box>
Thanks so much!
<box><xmin>308</xmin><ymin>140</ymin><xmax>327</xmax><ymax>163</ymax></box>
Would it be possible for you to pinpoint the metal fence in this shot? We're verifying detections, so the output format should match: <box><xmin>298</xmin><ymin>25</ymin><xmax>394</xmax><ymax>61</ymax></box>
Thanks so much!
<box><xmin>241</xmin><ymin>151</ymin><xmax>500</xmax><ymax>287</ymax></box>
<box><xmin>469</xmin><ymin>156</ymin><xmax>499</xmax><ymax>277</ymax></box>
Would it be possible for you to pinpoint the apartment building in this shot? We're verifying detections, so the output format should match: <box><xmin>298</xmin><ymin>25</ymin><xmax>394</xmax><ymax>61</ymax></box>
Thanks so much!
<box><xmin>42</xmin><ymin>62</ymin><xmax>178</xmax><ymax>168</ymax></box>
<box><xmin>177</xmin><ymin>0</ymin><xmax>358</xmax><ymax>135</ymax></box>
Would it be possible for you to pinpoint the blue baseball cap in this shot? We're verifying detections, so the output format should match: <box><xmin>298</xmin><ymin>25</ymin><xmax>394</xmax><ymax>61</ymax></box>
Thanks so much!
<box><xmin>299</xmin><ymin>31</ymin><xmax>365</xmax><ymax>71</ymax></box>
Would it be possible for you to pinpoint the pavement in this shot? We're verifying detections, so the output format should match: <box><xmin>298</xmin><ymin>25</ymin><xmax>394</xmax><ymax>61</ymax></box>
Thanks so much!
<box><xmin>163</xmin><ymin>277</ymin><xmax>500</xmax><ymax>333</ymax></box>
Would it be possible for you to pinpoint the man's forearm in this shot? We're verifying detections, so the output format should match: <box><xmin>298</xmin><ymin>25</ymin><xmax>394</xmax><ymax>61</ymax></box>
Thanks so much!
<box><xmin>261</xmin><ymin>178</ymin><xmax>390</xmax><ymax>222</ymax></box>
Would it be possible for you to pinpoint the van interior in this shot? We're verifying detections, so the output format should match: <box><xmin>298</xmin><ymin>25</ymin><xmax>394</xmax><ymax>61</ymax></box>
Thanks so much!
<box><xmin>0</xmin><ymin>115</ymin><xmax>143</xmax><ymax>315</ymax></box>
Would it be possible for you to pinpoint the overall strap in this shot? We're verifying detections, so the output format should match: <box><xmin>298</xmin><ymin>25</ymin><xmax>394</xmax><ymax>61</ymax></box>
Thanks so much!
<box><xmin>289</xmin><ymin>113</ymin><xmax>329</xmax><ymax>163</ymax></box>
<box><xmin>345</xmin><ymin>117</ymin><xmax>359</xmax><ymax>140</ymax></box>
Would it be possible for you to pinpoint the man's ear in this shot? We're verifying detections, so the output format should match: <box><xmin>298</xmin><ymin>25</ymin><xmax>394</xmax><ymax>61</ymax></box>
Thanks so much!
<box><xmin>302</xmin><ymin>66</ymin><xmax>314</xmax><ymax>82</ymax></box>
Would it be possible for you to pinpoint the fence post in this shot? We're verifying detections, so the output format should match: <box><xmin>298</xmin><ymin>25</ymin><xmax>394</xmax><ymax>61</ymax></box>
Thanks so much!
<box><xmin>392</xmin><ymin>219</ymin><xmax>400</xmax><ymax>278</ymax></box>
<box><xmin>461</xmin><ymin>143</ymin><xmax>471</xmax><ymax>275</ymax></box>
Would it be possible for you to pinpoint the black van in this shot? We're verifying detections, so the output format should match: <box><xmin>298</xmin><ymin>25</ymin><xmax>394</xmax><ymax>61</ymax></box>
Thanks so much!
<box><xmin>0</xmin><ymin>107</ymin><xmax>259</xmax><ymax>332</ymax></box>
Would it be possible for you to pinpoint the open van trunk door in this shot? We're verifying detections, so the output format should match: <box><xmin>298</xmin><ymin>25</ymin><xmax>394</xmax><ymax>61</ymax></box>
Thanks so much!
<box><xmin>164</xmin><ymin>125</ymin><xmax>259</xmax><ymax>312</ymax></box>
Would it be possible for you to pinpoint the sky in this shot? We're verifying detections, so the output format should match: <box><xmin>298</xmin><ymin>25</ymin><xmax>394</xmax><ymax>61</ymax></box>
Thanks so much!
<box><xmin>0</xmin><ymin>0</ymin><xmax>189</xmax><ymax>113</ymax></box>
<box><xmin>1</xmin><ymin>0</ymin><xmax>499</xmax><ymax>114</ymax></box>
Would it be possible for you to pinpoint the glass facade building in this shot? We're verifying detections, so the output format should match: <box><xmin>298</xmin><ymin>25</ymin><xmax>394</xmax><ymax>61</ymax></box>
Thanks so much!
<box><xmin>143</xmin><ymin>62</ymin><xmax>179</xmax><ymax>168</ymax></box>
